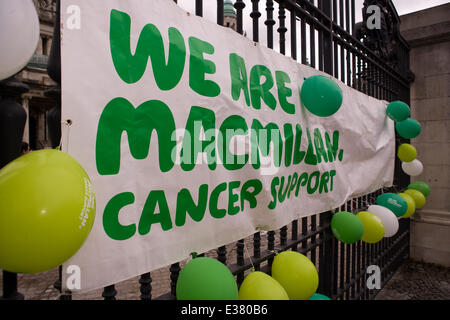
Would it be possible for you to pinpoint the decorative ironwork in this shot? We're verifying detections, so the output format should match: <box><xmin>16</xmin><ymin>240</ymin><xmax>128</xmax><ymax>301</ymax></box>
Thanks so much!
<box><xmin>250</xmin><ymin>0</ymin><xmax>261</xmax><ymax>42</ymax></box>
<box><xmin>354</xmin><ymin>0</ymin><xmax>400</xmax><ymax>69</ymax></box>
<box><xmin>169</xmin><ymin>263</ymin><xmax>180</xmax><ymax>297</ymax></box>
<box><xmin>102</xmin><ymin>285</ymin><xmax>117</xmax><ymax>300</ymax></box>
<box><xmin>265</xmin><ymin>0</ymin><xmax>276</xmax><ymax>49</ymax></box>
<box><xmin>277</xmin><ymin>2</ymin><xmax>287</xmax><ymax>54</ymax></box>
<box><xmin>139</xmin><ymin>273</ymin><xmax>152</xmax><ymax>300</ymax></box>
<box><xmin>217</xmin><ymin>245</ymin><xmax>227</xmax><ymax>265</ymax></box>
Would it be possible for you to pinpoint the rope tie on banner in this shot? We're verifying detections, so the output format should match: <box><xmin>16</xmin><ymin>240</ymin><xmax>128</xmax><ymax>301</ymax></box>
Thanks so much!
<box><xmin>58</xmin><ymin>119</ymin><xmax>72</xmax><ymax>153</ymax></box>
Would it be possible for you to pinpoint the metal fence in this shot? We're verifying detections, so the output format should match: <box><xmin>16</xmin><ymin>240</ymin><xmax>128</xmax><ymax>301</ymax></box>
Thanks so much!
<box><xmin>1</xmin><ymin>0</ymin><xmax>413</xmax><ymax>300</ymax></box>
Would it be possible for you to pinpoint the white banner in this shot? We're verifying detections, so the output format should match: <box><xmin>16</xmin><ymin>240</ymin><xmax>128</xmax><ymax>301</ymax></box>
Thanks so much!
<box><xmin>61</xmin><ymin>0</ymin><xmax>394</xmax><ymax>293</ymax></box>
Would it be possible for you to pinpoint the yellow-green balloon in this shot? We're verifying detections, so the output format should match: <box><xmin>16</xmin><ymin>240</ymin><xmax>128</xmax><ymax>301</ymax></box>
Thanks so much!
<box><xmin>0</xmin><ymin>150</ymin><xmax>96</xmax><ymax>273</ymax></box>
<box><xmin>397</xmin><ymin>144</ymin><xmax>417</xmax><ymax>162</ymax></box>
<box><xmin>356</xmin><ymin>211</ymin><xmax>385</xmax><ymax>244</ymax></box>
<box><xmin>271</xmin><ymin>251</ymin><xmax>318</xmax><ymax>300</ymax></box>
<box><xmin>398</xmin><ymin>193</ymin><xmax>416</xmax><ymax>218</ymax></box>
<box><xmin>238</xmin><ymin>271</ymin><xmax>289</xmax><ymax>300</ymax></box>
<box><xmin>404</xmin><ymin>189</ymin><xmax>426</xmax><ymax>209</ymax></box>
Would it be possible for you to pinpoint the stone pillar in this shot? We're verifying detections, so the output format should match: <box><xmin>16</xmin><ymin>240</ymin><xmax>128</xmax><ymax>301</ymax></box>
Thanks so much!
<box><xmin>400</xmin><ymin>3</ymin><xmax>450</xmax><ymax>267</ymax></box>
<box><xmin>21</xmin><ymin>96</ymin><xmax>30</xmax><ymax>143</ymax></box>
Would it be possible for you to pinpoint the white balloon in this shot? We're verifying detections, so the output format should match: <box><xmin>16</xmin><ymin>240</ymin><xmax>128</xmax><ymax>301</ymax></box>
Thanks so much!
<box><xmin>402</xmin><ymin>159</ymin><xmax>423</xmax><ymax>176</ymax></box>
<box><xmin>367</xmin><ymin>205</ymin><xmax>399</xmax><ymax>237</ymax></box>
<box><xmin>0</xmin><ymin>0</ymin><xmax>40</xmax><ymax>80</ymax></box>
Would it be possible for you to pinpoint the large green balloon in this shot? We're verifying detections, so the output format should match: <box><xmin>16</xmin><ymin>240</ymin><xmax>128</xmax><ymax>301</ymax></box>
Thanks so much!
<box><xmin>407</xmin><ymin>181</ymin><xmax>430</xmax><ymax>197</ymax></box>
<box><xmin>0</xmin><ymin>150</ymin><xmax>95</xmax><ymax>273</ymax></box>
<box><xmin>356</xmin><ymin>211</ymin><xmax>385</xmax><ymax>244</ymax></box>
<box><xmin>300</xmin><ymin>75</ymin><xmax>343</xmax><ymax>117</ymax></box>
<box><xmin>176</xmin><ymin>257</ymin><xmax>238</xmax><ymax>300</ymax></box>
<box><xmin>386</xmin><ymin>101</ymin><xmax>410</xmax><ymax>122</ymax></box>
<box><xmin>271</xmin><ymin>251</ymin><xmax>319</xmax><ymax>300</ymax></box>
<box><xmin>376</xmin><ymin>193</ymin><xmax>408</xmax><ymax>218</ymax></box>
<box><xmin>308</xmin><ymin>293</ymin><xmax>331</xmax><ymax>300</ymax></box>
<box><xmin>331</xmin><ymin>211</ymin><xmax>364</xmax><ymax>244</ymax></box>
<box><xmin>395</xmin><ymin>118</ymin><xmax>422</xmax><ymax>139</ymax></box>
<box><xmin>238</xmin><ymin>271</ymin><xmax>289</xmax><ymax>300</ymax></box>
<box><xmin>404</xmin><ymin>189</ymin><xmax>426</xmax><ymax>209</ymax></box>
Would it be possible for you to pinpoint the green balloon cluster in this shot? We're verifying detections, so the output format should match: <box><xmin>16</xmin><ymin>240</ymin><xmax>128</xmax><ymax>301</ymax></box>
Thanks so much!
<box><xmin>300</xmin><ymin>75</ymin><xmax>343</xmax><ymax>117</ymax></box>
<box><xmin>176</xmin><ymin>257</ymin><xmax>238</xmax><ymax>300</ymax></box>
<box><xmin>385</xmin><ymin>102</ymin><xmax>429</xmax><ymax>215</ymax></box>
<box><xmin>386</xmin><ymin>101</ymin><xmax>422</xmax><ymax>139</ymax></box>
<box><xmin>178</xmin><ymin>251</ymin><xmax>321</xmax><ymax>301</ymax></box>
<box><xmin>239</xmin><ymin>251</ymin><xmax>320</xmax><ymax>300</ymax></box>
<box><xmin>0</xmin><ymin>149</ymin><xmax>96</xmax><ymax>273</ymax></box>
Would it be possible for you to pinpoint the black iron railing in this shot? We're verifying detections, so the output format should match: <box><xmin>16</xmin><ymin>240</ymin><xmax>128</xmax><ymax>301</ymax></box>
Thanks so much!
<box><xmin>0</xmin><ymin>0</ymin><xmax>412</xmax><ymax>300</ymax></box>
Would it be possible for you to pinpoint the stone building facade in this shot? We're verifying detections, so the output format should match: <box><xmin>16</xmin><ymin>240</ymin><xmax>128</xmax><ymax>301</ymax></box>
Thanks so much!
<box><xmin>15</xmin><ymin>0</ymin><xmax>237</xmax><ymax>151</ymax></box>
<box><xmin>400</xmin><ymin>3</ymin><xmax>450</xmax><ymax>267</ymax></box>
<box><xmin>16</xmin><ymin>0</ymin><xmax>57</xmax><ymax>150</ymax></box>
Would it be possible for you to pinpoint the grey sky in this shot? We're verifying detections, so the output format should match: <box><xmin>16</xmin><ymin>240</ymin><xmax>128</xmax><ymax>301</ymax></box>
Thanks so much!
<box><xmin>177</xmin><ymin>0</ymin><xmax>450</xmax><ymax>27</ymax></box>
<box><xmin>354</xmin><ymin>0</ymin><xmax>450</xmax><ymax>22</ymax></box>
<box><xmin>175</xmin><ymin>0</ymin><xmax>449</xmax><ymax>64</ymax></box>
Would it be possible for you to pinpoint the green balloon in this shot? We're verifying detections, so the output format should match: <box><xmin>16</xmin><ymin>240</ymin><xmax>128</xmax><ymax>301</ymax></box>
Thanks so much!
<box><xmin>238</xmin><ymin>271</ymin><xmax>289</xmax><ymax>300</ymax></box>
<box><xmin>300</xmin><ymin>75</ymin><xmax>343</xmax><ymax>117</ymax></box>
<box><xmin>331</xmin><ymin>211</ymin><xmax>364</xmax><ymax>244</ymax></box>
<box><xmin>176</xmin><ymin>257</ymin><xmax>238</xmax><ymax>300</ymax></box>
<box><xmin>407</xmin><ymin>181</ymin><xmax>430</xmax><ymax>197</ymax></box>
<box><xmin>395</xmin><ymin>118</ymin><xmax>422</xmax><ymax>139</ymax></box>
<box><xmin>309</xmin><ymin>293</ymin><xmax>331</xmax><ymax>300</ymax></box>
<box><xmin>0</xmin><ymin>150</ymin><xmax>95</xmax><ymax>273</ymax></box>
<box><xmin>376</xmin><ymin>193</ymin><xmax>408</xmax><ymax>218</ymax></box>
<box><xmin>386</xmin><ymin>101</ymin><xmax>410</xmax><ymax>122</ymax></box>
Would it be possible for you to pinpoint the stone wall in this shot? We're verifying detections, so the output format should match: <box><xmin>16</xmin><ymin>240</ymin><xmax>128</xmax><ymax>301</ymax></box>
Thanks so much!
<box><xmin>400</xmin><ymin>3</ymin><xmax>450</xmax><ymax>267</ymax></box>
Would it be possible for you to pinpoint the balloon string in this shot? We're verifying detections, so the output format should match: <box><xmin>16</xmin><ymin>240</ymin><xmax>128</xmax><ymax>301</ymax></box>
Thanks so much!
<box><xmin>243</xmin><ymin>240</ymin><xmax>255</xmax><ymax>272</ymax></box>
<box><xmin>336</xmin><ymin>184</ymin><xmax>406</xmax><ymax>214</ymax></box>
<box><xmin>59</xmin><ymin>120</ymin><xmax>72</xmax><ymax>153</ymax></box>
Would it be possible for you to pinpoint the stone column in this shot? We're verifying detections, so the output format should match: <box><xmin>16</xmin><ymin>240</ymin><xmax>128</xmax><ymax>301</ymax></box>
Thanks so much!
<box><xmin>400</xmin><ymin>3</ymin><xmax>450</xmax><ymax>267</ymax></box>
<box><xmin>21</xmin><ymin>95</ymin><xmax>30</xmax><ymax>143</ymax></box>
